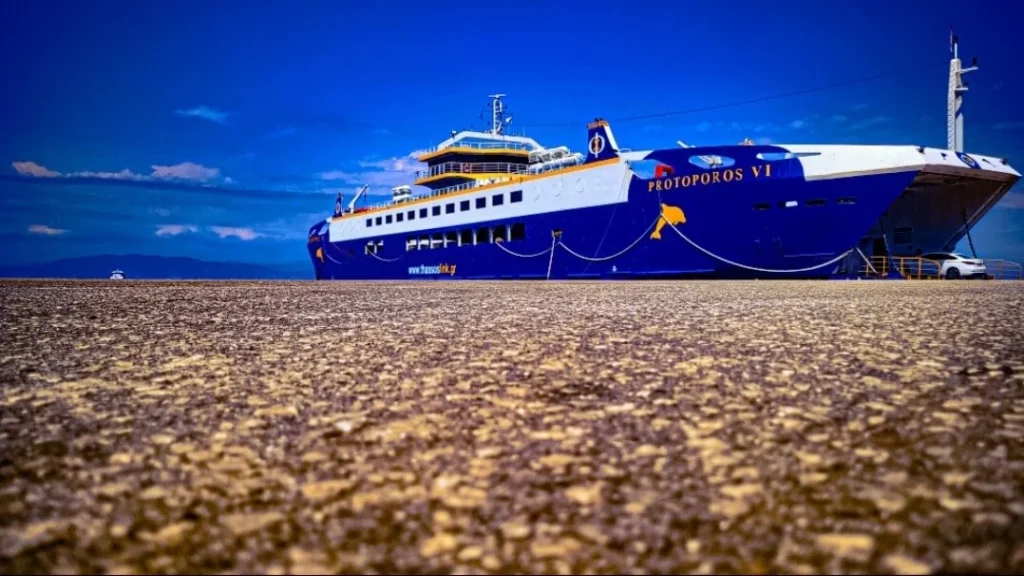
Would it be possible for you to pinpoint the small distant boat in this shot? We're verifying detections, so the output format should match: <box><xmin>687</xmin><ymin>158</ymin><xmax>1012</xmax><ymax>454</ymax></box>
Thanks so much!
<box><xmin>109</xmin><ymin>269</ymin><xmax>125</xmax><ymax>280</ymax></box>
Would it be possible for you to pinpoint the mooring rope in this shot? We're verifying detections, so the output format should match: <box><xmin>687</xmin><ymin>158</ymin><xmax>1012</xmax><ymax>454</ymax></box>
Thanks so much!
<box><xmin>661</xmin><ymin>219</ymin><xmax>851</xmax><ymax>273</ymax></box>
<box><xmin>557</xmin><ymin>216</ymin><xmax>659</xmax><ymax>262</ymax></box>
<box><xmin>494</xmin><ymin>240</ymin><xmax>553</xmax><ymax>258</ymax></box>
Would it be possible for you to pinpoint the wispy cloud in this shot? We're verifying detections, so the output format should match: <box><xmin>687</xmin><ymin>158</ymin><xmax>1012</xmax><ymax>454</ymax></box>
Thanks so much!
<box><xmin>175</xmin><ymin>106</ymin><xmax>233</xmax><ymax>125</ymax></box>
<box><xmin>263</xmin><ymin>125</ymin><xmax>298</xmax><ymax>139</ymax></box>
<box><xmin>12</xmin><ymin>160</ymin><xmax>223</xmax><ymax>183</ymax></box>
<box><xmin>12</xmin><ymin>161</ymin><xmax>59</xmax><ymax>178</ymax></box>
<box><xmin>827</xmin><ymin>114</ymin><xmax>849</xmax><ymax>124</ymax></box>
<box><xmin>998</xmin><ymin>192</ymin><xmax>1024</xmax><ymax>209</ymax></box>
<box><xmin>696</xmin><ymin>121</ymin><xmax>712</xmax><ymax>133</ymax></box>
<box><xmin>211</xmin><ymin>226</ymin><xmax>260</xmax><ymax>241</ymax></box>
<box><xmin>27</xmin><ymin>224</ymin><xmax>66</xmax><ymax>236</ymax></box>
<box><xmin>852</xmin><ymin>103</ymin><xmax>869</xmax><ymax>111</ymax></box>
<box><xmin>151</xmin><ymin>162</ymin><xmax>220</xmax><ymax>181</ymax></box>
<box><xmin>318</xmin><ymin>150</ymin><xmax>428</xmax><ymax>191</ymax></box>
<box><xmin>847</xmin><ymin>116</ymin><xmax>893</xmax><ymax>131</ymax></box>
<box><xmin>155</xmin><ymin>224</ymin><xmax>198</xmax><ymax>237</ymax></box>
<box><xmin>993</xmin><ymin>121</ymin><xmax>1024</xmax><ymax>131</ymax></box>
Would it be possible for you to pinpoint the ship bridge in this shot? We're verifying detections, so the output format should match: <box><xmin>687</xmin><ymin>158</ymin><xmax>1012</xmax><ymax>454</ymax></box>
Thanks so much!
<box><xmin>413</xmin><ymin>94</ymin><xmax>548</xmax><ymax>189</ymax></box>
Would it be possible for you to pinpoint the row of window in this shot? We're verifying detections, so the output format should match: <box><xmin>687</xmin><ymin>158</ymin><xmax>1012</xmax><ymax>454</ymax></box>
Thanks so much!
<box><xmin>753</xmin><ymin>196</ymin><xmax>857</xmax><ymax>211</ymax></box>
<box><xmin>366</xmin><ymin>190</ymin><xmax>524</xmax><ymax>228</ymax></box>
<box><xmin>365</xmin><ymin>223</ymin><xmax>527</xmax><ymax>254</ymax></box>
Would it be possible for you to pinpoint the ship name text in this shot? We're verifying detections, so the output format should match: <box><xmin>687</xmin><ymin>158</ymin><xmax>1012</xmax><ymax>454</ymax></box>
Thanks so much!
<box><xmin>648</xmin><ymin>163</ymin><xmax>772</xmax><ymax>192</ymax></box>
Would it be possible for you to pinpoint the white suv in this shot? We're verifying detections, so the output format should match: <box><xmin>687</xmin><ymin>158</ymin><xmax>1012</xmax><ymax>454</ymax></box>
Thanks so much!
<box><xmin>921</xmin><ymin>252</ymin><xmax>988</xmax><ymax>279</ymax></box>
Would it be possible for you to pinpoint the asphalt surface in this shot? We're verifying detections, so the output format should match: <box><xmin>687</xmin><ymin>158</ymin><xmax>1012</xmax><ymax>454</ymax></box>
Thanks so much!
<box><xmin>1</xmin><ymin>279</ymin><xmax>1023</xmax><ymax>575</ymax></box>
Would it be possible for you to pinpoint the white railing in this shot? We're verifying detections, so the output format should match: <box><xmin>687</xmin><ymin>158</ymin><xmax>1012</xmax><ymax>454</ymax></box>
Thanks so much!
<box><xmin>420</xmin><ymin>141</ymin><xmax>533</xmax><ymax>155</ymax></box>
<box><xmin>415</xmin><ymin>161</ymin><xmax>530</xmax><ymax>180</ymax></box>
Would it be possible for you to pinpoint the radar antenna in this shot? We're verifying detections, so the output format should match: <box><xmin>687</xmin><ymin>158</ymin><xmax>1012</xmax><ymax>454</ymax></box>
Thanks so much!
<box><xmin>947</xmin><ymin>28</ymin><xmax>979</xmax><ymax>152</ymax></box>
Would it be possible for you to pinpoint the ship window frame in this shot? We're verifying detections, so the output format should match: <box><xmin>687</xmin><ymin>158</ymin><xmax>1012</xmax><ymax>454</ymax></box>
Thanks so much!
<box><xmin>446</xmin><ymin>203</ymin><xmax>455</xmax><ymax>214</ymax></box>
<box><xmin>460</xmin><ymin>199</ymin><xmax>470</xmax><ymax>212</ymax></box>
<box><xmin>385</xmin><ymin>214</ymin><xmax>393</xmax><ymax>224</ymax></box>
<box><xmin>492</xmin><ymin>193</ymin><xmax>504</xmax><ymax>206</ymax></box>
<box><xmin>366</xmin><ymin>219</ymin><xmax>372</xmax><ymax>227</ymax></box>
<box><xmin>476</xmin><ymin>197</ymin><xmax>486</xmax><ymax>209</ymax></box>
<box><xmin>432</xmin><ymin>205</ymin><xmax>441</xmax><ymax>216</ymax></box>
<box><xmin>836</xmin><ymin>196</ymin><xmax>857</xmax><ymax>205</ymax></box>
<box><xmin>510</xmin><ymin>190</ymin><xmax>523</xmax><ymax>203</ymax></box>
<box><xmin>408</xmin><ymin>210</ymin><xmax>416</xmax><ymax>220</ymax></box>
<box><xmin>420</xmin><ymin>208</ymin><xmax>428</xmax><ymax>218</ymax></box>
<box><xmin>510</xmin><ymin>222</ymin><xmax>526</xmax><ymax>240</ymax></box>
<box><xmin>396</xmin><ymin>212</ymin><xmax>404</xmax><ymax>222</ymax></box>
<box><xmin>375</xmin><ymin>216</ymin><xmax>382</xmax><ymax>225</ymax></box>
<box><xmin>806</xmin><ymin>198</ymin><xmax>827</xmax><ymax>207</ymax></box>
<box><xmin>753</xmin><ymin>203</ymin><xmax>770</xmax><ymax>211</ymax></box>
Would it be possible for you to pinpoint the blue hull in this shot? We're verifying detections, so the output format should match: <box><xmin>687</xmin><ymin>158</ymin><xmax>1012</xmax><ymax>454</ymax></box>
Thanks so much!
<box><xmin>308</xmin><ymin>167</ymin><xmax>919</xmax><ymax>280</ymax></box>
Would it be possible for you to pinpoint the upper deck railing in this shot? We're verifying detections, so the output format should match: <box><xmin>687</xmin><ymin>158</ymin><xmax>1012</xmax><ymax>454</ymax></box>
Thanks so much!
<box><xmin>419</xmin><ymin>141</ymin><xmax>533</xmax><ymax>155</ymax></box>
<box><xmin>415</xmin><ymin>161</ymin><xmax>530</xmax><ymax>180</ymax></box>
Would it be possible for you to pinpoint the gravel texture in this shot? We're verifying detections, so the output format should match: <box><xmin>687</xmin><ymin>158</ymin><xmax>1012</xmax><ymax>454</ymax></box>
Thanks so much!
<box><xmin>1</xmin><ymin>279</ymin><xmax>1023</xmax><ymax>575</ymax></box>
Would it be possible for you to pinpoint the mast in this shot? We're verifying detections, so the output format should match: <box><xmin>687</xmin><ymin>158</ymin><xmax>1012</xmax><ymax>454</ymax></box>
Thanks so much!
<box><xmin>488</xmin><ymin>93</ymin><xmax>506</xmax><ymax>135</ymax></box>
<box><xmin>947</xmin><ymin>28</ymin><xmax>979</xmax><ymax>152</ymax></box>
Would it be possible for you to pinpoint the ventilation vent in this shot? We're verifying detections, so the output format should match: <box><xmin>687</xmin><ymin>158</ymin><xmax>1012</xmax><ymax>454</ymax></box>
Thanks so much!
<box><xmin>756</xmin><ymin>151</ymin><xmax>821</xmax><ymax>162</ymax></box>
<box><xmin>689</xmin><ymin>155</ymin><xmax>736</xmax><ymax>170</ymax></box>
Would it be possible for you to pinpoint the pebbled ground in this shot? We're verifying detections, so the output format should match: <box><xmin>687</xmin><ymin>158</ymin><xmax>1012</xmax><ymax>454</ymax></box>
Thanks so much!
<box><xmin>0</xmin><ymin>279</ymin><xmax>1023</xmax><ymax>575</ymax></box>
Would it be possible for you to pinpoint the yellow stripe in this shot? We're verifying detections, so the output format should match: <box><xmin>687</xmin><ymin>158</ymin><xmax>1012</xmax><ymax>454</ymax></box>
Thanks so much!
<box><xmin>332</xmin><ymin>158</ymin><xmax>620</xmax><ymax>222</ymax></box>
<box><xmin>417</xmin><ymin>147</ymin><xmax>530</xmax><ymax>163</ymax></box>
<box><xmin>413</xmin><ymin>172</ymin><xmax>520</xmax><ymax>186</ymax></box>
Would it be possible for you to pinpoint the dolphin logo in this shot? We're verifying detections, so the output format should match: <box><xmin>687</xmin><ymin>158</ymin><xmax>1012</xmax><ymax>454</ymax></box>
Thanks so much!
<box><xmin>651</xmin><ymin>203</ymin><xmax>686</xmax><ymax>240</ymax></box>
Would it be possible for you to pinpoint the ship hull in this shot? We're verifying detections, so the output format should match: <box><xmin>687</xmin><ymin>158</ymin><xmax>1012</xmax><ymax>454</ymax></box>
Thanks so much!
<box><xmin>308</xmin><ymin>169</ymin><xmax>919</xmax><ymax>280</ymax></box>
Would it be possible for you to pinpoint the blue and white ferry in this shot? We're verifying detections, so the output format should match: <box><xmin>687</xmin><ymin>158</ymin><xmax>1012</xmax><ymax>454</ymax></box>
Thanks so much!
<box><xmin>306</xmin><ymin>39</ymin><xmax>1019</xmax><ymax>280</ymax></box>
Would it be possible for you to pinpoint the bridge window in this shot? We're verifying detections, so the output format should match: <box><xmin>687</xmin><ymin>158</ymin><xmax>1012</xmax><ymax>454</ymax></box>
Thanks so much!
<box><xmin>493</xmin><ymin>225</ymin><xmax>508</xmax><ymax>242</ymax></box>
<box><xmin>493</xmin><ymin>193</ymin><xmax>504</xmax><ymax>206</ymax></box>
<box><xmin>460</xmin><ymin>200</ymin><xmax>470</xmax><ymax>211</ymax></box>
<box><xmin>420</xmin><ymin>208</ymin><xmax>428</xmax><ymax>218</ymax></box>
<box><xmin>806</xmin><ymin>198</ymin><xmax>826</xmax><ymax>206</ymax></box>
<box><xmin>475</xmin><ymin>228</ymin><xmax>489</xmax><ymax>244</ymax></box>
<box><xmin>432</xmin><ymin>206</ymin><xmax>441</xmax><ymax>216</ymax></box>
<box><xmin>511</xmin><ymin>190</ymin><xmax>523</xmax><ymax>203</ymax></box>
<box><xmin>753</xmin><ymin>203</ymin><xmax>770</xmax><ymax>211</ymax></box>
<box><xmin>444</xmin><ymin>231</ymin><xmax>457</xmax><ymax>247</ymax></box>
<box><xmin>396</xmin><ymin>212</ymin><xmax>404</xmax><ymax>222</ymax></box>
<box><xmin>446</xmin><ymin>203</ymin><xmax>455</xmax><ymax>214</ymax></box>
<box><xmin>460</xmin><ymin>229</ymin><xmax>473</xmax><ymax>246</ymax></box>
<box><xmin>837</xmin><ymin>197</ymin><xmax>857</xmax><ymax>205</ymax></box>
<box><xmin>406</xmin><ymin>237</ymin><xmax>417</xmax><ymax>251</ymax></box>
<box><xmin>476</xmin><ymin>197</ymin><xmax>486</xmax><ymax>209</ymax></box>
<box><xmin>385</xmin><ymin>214</ymin><xmax>393</xmax><ymax>224</ymax></box>
<box><xmin>375</xmin><ymin>216</ymin><xmax>382</xmax><ymax>225</ymax></box>
<box><xmin>510</xmin><ymin>222</ymin><xmax>526</xmax><ymax>240</ymax></box>
<box><xmin>408</xmin><ymin>210</ymin><xmax>415</xmax><ymax>220</ymax></box>
<box><xmin>366</xmin><ymin>219</ymin><xmax>372</xmax><ymax>227</ymax></box>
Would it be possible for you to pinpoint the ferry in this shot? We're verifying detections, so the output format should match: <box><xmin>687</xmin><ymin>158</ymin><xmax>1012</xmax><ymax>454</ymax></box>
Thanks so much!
<box><xmin>306</xmin><ymin>36</ymin><xmax>1020</xmax><ymax>280</ymax></box>
<box><xmin>109</xmin><ymin>269</ymin><xmax>125</xmax><ymax>280</ymax></box>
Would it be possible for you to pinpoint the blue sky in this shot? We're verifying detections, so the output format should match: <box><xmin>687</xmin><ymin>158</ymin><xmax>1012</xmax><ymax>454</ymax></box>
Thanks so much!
<box><xmin>2</xmin><ymin>0</ymin><xmax>1023</xmax><ymax>266</ymax></box>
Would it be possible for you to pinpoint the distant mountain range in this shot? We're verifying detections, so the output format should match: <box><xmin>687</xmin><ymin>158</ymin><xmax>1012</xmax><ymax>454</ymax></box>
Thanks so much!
<box><xmin>0</xmin><ymin>254</ymin><xmax>313</xmax><ymax>280</ymax></box>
